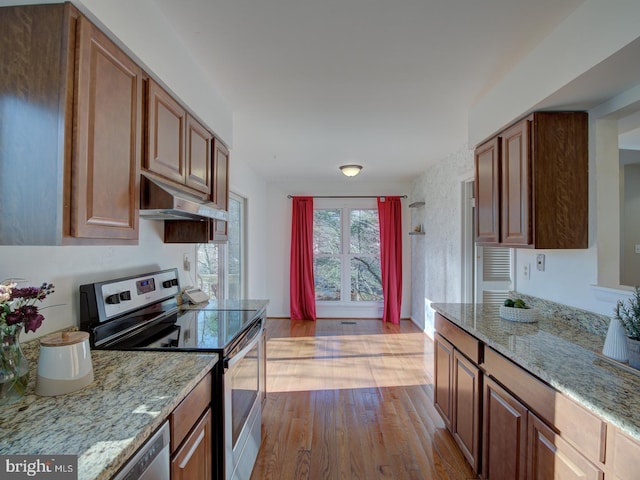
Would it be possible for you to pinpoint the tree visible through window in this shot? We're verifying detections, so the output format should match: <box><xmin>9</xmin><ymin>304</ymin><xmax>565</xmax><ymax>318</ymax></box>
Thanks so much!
<box><xmin>313</xmin><ymin>208</ymin><xmax>382</xmax><ymax>302</ymax></box>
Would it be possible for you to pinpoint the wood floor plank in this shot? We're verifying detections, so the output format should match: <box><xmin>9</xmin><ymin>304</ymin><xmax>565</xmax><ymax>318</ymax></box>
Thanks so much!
<box><xmin>251</xmin><ymin>319</ymin><xmax>479</xmax><ymax>480</ymax></box>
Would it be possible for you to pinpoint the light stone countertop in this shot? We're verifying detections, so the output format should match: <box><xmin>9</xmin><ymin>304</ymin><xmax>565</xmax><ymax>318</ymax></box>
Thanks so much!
<box><xmin>432</xmin><ymin>303</ymin><xmax>640</xmax><ymax>442</ymax></box>
<box><xmin>0</xmin><ymin>344</ymin><xmax>218</xmax><ymax>480</ymax></box>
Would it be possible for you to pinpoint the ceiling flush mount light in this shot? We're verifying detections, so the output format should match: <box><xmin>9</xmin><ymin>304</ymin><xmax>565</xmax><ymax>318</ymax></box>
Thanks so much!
<box><xmin>339</xmin><ymin>164</ymin><xmax>363</xmax><ymax>177</ymax></box>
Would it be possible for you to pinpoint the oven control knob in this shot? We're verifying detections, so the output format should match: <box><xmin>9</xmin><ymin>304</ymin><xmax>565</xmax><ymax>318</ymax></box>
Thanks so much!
<box><xmin>162</xmin><ymin>280</ymin><xmax>172</xmax><ymax>288</ymax></box>
<box><xmin>119</xmin><ymin>291</ymin><xmax>132</xmax><ymax>301</ymax></box>
<box><xmin>105</xmin><ymin>294</ymin><xmax>120</xmax><ymax>304</ymax></box>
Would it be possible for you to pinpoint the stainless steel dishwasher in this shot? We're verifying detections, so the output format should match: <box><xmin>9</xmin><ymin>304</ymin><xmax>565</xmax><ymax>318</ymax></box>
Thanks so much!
<box><xmin>112</xmin><ymin>421</ymin><xmax>170</xmax><ymax>480</ymax></box>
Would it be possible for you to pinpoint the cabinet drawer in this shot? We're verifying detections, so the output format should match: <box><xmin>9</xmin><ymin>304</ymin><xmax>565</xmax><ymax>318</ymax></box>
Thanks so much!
<box><xmin>435</xmin><ymin>313</ymin><xmax>482</xmax><ymax>364</ymax></box>
<box><xmin>484</xmin><ymin>347</ymin><xmax>605</xmax><ymax>462</ymax></box>
<box><xmin>170</xmin><ymin>373</ymin><xmax>212</xmax><ymax>453</ymax></box>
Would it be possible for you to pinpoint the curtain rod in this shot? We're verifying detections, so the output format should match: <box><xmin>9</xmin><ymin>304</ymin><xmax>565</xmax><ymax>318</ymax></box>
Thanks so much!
<box><xmin>287</xmin><ymin>195</ymin><xmax>407</xmax><ymax>199</ymax></box>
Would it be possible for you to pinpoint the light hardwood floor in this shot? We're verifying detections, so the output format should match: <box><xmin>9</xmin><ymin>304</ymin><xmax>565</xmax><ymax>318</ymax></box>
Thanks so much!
<box><xmin>251</xmin><ymin>319</ymin><xmax>478</xmax><ymax>480</ymax></box>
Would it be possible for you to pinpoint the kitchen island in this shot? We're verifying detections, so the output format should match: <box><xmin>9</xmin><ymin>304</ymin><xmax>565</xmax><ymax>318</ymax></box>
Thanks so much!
<box><xmin>0</xmin><ymin>343</ymin><xmax>217</xmax><ymax>480</ymax></box>
<box><xmin>432</xmin><ymin>302</ymin><xmax>640</xmax><ymax>440</ymax></box>
<box><xmin>432</xmin><ymin>302</ymin><xmax>640</xmax><ymax>479</ymax></box>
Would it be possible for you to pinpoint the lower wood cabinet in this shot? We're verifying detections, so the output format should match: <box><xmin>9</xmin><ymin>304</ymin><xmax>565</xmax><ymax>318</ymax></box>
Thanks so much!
<box><xmin>606</xmin><ymin>426</ymin><xmax>640</xmax><ymax>480</ymax></box>
<box><xmin>452</xmin><ymin>350</ymin><xmax>481</xmax><ymax>472</ymax></box>
<box><xmin>434</xmin><ymin>333</ymin><xmax>454</xmax><ymax>431</ymax></box>
<box><xmin>172</xmin><ymin>408</ymin><xmax>212</xmax><ymax>480</ymax></box>
<box><xmin>433</xmin><ymin>328</ymin><xmax>481</xmax><ymax>473</ymax></box>
<box><xmin>528</xmin><ymin>411</ymin><xmax>603</xmax><ymax>480</ymax></box>
<box><xmin>434</xmin><ymin>313</ymin><xmax>622</xmax><ymax>479</ymax></box>
<box><xmin>170</xmin><ymin>373</ymin><xmax>213</xmax><ymax>480</ymax></box>
<box><xmin>483</xmin><ymin>377</ymin><xmax>528</xmax><ymax>480</ymax></box>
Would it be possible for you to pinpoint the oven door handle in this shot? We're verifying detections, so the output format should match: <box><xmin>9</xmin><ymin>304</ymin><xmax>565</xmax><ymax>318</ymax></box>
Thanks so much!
<box><xmin>223</xmin><ymin>320</ymin><xmax>262</xmax><ymax>371</ymax></box>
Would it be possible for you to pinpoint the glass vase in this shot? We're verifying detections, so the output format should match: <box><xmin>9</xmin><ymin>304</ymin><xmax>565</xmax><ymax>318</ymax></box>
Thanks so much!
<box><xmin>0</xmin><ymin>325</ymin><xmax>30</xmax><ymax>405</ymax></box>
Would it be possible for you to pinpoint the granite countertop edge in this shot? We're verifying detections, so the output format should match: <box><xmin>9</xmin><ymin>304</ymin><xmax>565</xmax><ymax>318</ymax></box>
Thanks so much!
<box><xmin>431</xmin><ymin>302</ymin><xmax>640</xmax><ymax>442</ymax></box>
<box><xmin>0</xmin><ymin>346</ymin><xmax>219</xmax><ymax>480</ymax></box>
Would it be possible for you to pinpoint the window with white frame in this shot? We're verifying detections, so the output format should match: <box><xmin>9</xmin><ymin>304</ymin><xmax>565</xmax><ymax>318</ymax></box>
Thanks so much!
<box><xmin>197</xmin><ymin>192</ymin><xmax>246</xmax><ymax>301</ymax></box>
<box><xmin>313</xmin><ymin>206</ymin><xmax>382</xmax><ymax>303</ymax></box>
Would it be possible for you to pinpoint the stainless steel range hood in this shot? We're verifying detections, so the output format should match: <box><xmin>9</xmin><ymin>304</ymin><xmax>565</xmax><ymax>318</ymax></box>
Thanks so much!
<box><xmin>140</xmin><ymin>174</ymin><xmax>228</xmax><ymax>221</ymax></box>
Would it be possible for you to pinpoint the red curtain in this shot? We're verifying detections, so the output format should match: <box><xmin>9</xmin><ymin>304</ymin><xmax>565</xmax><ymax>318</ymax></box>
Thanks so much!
<box><xmin>377</xmin><ymin>196</ymin><xmax>402</xmax><ymax>324</ymax></box>
<box><xmin>290</xmin><ymin>196</ymin><xmax>317</xmax><ymax>321</ymax></box>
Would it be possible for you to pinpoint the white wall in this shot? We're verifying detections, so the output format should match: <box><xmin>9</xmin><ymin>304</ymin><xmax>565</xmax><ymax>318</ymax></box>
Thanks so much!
<box><xmin>264</xmin><ymin>179</ymin><xmax>412</xmax><ymax>319</ymax></box>
<box><xmin>409</xmin><ymin>144</ymin><xmax>474</xmax><ymax>335</ymax></box>
<box><xmin>0</xmin><ymin>222</ymin><xmax>198</xmax><ymax>341</ymax></box>
<box><xmin>228</xmin><ymin>124</ymin><xmax>269</xmax><ymax>301</ymax></box>
<box><xmin>469</xmin><ymin>0</ymin><xmax>640</xmax><ymax>146</ymax></box>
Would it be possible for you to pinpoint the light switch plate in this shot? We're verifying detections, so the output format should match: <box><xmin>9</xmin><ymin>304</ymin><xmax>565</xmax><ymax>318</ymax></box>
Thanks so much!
<box><xmin>536</xmin><ymin>254</ymin><xmax>545</xmax><ymax>271</ymax></box>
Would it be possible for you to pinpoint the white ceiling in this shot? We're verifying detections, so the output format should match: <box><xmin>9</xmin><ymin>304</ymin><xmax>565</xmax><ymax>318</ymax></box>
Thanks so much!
<box><xmin>152</xmin><ymin>0</ymin><xmax>590</xmax><ymax>182</ymax></box>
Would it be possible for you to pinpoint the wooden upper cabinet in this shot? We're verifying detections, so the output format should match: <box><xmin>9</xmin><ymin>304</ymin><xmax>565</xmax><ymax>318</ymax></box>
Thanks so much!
<box><xmin>212</xmin><ymin>140</ymin><xmax>229</xmax><ymax>209</ymax></box>
<box><xmin>72</xmin><ymin>16</ymin><xmax>142</xmax><ymax>241</ymax></box>
<box><xmin>211</xmin><ymin>140</ymin><xmax>229</xmax><ymax>242</ymax></box>
<box><xmin>0</xmin><ymin>3</ymin><xmax>141</xmax><ymax>244</ymax></box>
<box><xmin>185</xmin><ymin>114</ymin><xmax>212</xmax><ymax>195</ymax></box>
<box><xmin>474</xmin><ymin>111</ymin><xmax>588</xmax><ymax>249</ymax></box>
<box><xmin>475</xmin><ymin>137</ymin><xmax>500</xmax><ymax>245</ymax></box>
<box><xmin>146</xmin><ymin>79</ymin><xmax>215</xmax><ymax>198</ymax></box>
<box><xmin>501</xmin><ymin>119</ymin><xmax>530</xmax><ymax>246</ymax></box>
<box><xmin>146</xmin><ymin>79</ymin><xmax>186</xmax><ymax>184</ymax></box>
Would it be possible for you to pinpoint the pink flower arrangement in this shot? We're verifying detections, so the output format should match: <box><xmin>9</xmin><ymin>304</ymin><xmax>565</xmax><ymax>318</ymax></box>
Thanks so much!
<box><xmin>0</xmin><ymin>282</ymin><xmax>55</xmax><ymax>334</ymax></box>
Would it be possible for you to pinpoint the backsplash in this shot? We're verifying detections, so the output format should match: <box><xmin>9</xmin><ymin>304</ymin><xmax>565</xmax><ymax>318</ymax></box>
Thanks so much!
<box><xmin>509</xmin><ymin>291</ymin><xmax>611</xmax><ymax>337</ymax></box>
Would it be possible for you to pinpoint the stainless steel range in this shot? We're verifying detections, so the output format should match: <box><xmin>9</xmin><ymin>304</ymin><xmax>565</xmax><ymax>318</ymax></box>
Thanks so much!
<box><xmin>79</xmin><ymin>268</ymin><xmax>266</xmax><ymax>480</ymax></box>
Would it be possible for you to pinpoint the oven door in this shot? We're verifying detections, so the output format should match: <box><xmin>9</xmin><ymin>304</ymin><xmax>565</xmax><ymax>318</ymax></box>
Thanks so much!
<box><xmin>224</xmin><ymin>319</ymin><xmax>263</xmax><ymax>480</ymax></box>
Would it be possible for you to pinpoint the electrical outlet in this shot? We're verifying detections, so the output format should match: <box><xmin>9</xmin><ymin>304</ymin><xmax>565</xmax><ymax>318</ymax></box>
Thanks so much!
<box><xmin>523</xmin><ymin>263</ymin><xmax>530</xmax><ymax>279</ymax></box>
<box><xmin>183</xmin><ymin>253</ymin><xmax>191</xmax><ymax>272</ymax></box>
<box><xmin>536</xmin><ymin>254</ymin><xmax>545</xmax><ymax>272</ymax></box>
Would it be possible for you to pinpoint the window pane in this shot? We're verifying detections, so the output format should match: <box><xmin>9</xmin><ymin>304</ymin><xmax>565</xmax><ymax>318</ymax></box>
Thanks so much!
<box><xmin>197</xmin><ymin>243</ymin><xmax>221</xmax><ymax>299</ymax></box>
<box><xmin>228</xmin><ymin>196</ymin><xmax>242</xmax><ymax>300</ymax></box>
<box><xmin>314</xmin><ymin>256</ymin><xmax>341</xmax><ymax>301</ymax></box>
<box><xmin>350</xmin><ymin>257</ymin><xmax>382</xmax><ymax>301</ymax></box>
<box><xmin>314</xmin><ymin>209</ymin><xmax>341</xmax><ymax>254</ymax></box>
<box><xmin>350</xmin><ymin>209</ymin><xmax>379</xmax><ymax>254</ymax></box>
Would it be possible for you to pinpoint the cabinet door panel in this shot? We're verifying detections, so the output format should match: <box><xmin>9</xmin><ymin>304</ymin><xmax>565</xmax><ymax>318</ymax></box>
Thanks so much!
<box><xmin>434</xmin><ymin>333</ymin><xmax>454</xmax><ymax>431</ymax></box>
<box><xmin>73</xmin><ymin>16</ymin><xmax>141</xmax><ymax>240</ymax></box>
<box><xmin>147</xmin><ymin>80</ymin><xmax>185</xmax><ymax>183</ymax></box>
<box><xmin>185</xmin><ymin>114</ymin><xmax>211</xmax><ymax>194</ymax></box>
<box><xmin>528</xmin><ymin>412</ymin><xmax>603</xmax><ymax>480</ymax></box>
<box><xmin>475</xmin><ymin>137</ymin><xmax>500</xmax><ymax>244</ymax></box>
<box><xmin>453</xmin><ymin>350</ymin><xmax>481</xmax><ymax>472</ymax></box>
<box><xmin>211</xmin><ymin>140</ymin><xmax>229</xmax><ymax>241</ymax></box>
<box><xmin>171</xmin><ymin>408</ymin><xmax>212</xmax><ymax>480</ymax></box>
<box><xmin>501</xmin><ymin>119</ymin><xmax>530</xmax><ymax>246</ymax></box>
<box><xmin>608</xmin><ymin>427</ymin><xmax>640</xmax><ymax>480</ymax></box>
<box><xmin>483</xmin><ymin>377</ymin><xmax>528</xmax><ymax>480</ymax></box>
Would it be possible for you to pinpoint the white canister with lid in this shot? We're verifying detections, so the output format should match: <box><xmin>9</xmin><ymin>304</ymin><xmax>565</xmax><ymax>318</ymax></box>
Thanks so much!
<box><xmin>36</xmin><ymin>331</ymin><xmax>94</xmax><ymax>396</ymax></box>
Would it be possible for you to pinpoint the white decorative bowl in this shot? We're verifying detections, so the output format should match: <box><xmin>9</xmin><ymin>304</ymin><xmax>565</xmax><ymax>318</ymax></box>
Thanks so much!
<box><xmin>499</xmin><ymin>305</ymin><xmax>539</xmax><ymax>323</ymax></box>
